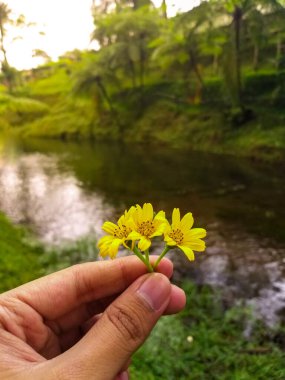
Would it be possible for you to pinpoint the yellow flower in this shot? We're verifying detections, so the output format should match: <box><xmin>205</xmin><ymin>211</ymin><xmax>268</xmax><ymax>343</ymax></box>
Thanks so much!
<box><xmin>127</xmin><ymin>203</ymin><xmax>167</xmax><ymax>251</ymax></box>
<box><xmin>97</xmin><ymin>207</ymin><xmax>135</xmax><ymax>259</ymax></box>
<box><xmin>164</xmin><ymin>208</ymin><xmax>206</xmax><ymax>261</ymax></box>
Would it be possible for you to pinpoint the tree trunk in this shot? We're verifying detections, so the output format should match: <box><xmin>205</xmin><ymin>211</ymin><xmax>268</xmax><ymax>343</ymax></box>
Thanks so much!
<box><xmin>253</xmin><ymin>44</ymin><xmax>259</xmax><ymax>71</ymax></box>
<box><xmin>276</xmin><ymin>38</ymin><xmax>282</xmax><ymax>69</ymax></box>
<box><xmin>0</xmin><ymin>22</ymin><xmax>8</xmax><ymax>66</ymax></box>
<box><xmin>233</xmin><ymin>6</ymin><xmax>243</xmax><ymax>107</ymax></box>
<box><xmin>96</xmin><ymin>78</ymin><xmax>122</xmax><ymax>132</ymax></box>
<box><xmin>161</xmin><ymin>0</ymin><xmax>167</xmax><ymax>19</ymax></box>
<box><xmin>212</xmin><ymin>53</ymin><xmax>218</xmax><ymax>75</ymax></box>
<box><xmin>189</xmin><ymin>50</ymin><xmax>203</xmax><ymax>88</ymax></box>
<box><xmin>129</xmin><ymin>59</ymin><xmax>137</xmax><ymax>89</ymax></box>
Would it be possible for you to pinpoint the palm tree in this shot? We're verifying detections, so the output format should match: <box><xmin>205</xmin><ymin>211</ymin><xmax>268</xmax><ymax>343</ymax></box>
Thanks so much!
<box><xmin>211</xmin><ymin>0</ymin><xmax>285</xmax><ymax>108</ymax></box>
<box><xmin>92</xmin><ymin>7</ymin><xmax>159</xmax><ymax>89</ymax></box>
<box><xmin>0</xmin><ymin>2</ymin><xmax>11</xmax><ymax>66</ymax></box>
<box><xmin>161</xmin><ymin>0</ymin><xmax>167</xmax><ymax>18</ymax></box>
<box><xmin>73</xmin><ymin>56</ymin><xmax>122</xmax><ymax>136</ymax></box>
<box><xmin>152</xmin><ymin>2</ymin><xmax>213</xmax><ymax>99</ymax></box>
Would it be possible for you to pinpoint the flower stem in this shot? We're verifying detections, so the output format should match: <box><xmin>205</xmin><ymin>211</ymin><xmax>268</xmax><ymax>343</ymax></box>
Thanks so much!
<box><xmin>133</xmin><ymin>245</ymin><xmax>153</xmax><ymax>272</ymax></box>
<box><xmin>145</xmin><ymin>248</ymin><xmax>151</xmax><ymax>269</ymax></box>
<box><xmin>153</xmin><ymin>246</ymin><xmax>171</xmax><ymax>271</ymax></box>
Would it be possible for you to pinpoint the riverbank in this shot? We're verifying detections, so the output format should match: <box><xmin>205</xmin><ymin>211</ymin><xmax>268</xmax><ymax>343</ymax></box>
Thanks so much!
<box><xmin>0</xmin><ymin>213</ymin><xmax>44</xmax><ymax>292</ymax></box>
<box><xmin>2</xmin><ymin>98</ymin><xmax>285</xmax><ymax>164</ymax></box>
<box><xmin>132</xmin><ymin>282</ymin><xmax>285</xmax><ymax>380</ymax></box>
<box><xmin>1</xmin><ymin>69</ymin><xmax>285</xmax><ymax>163</ymax></box>
<box><xmin>0</xmin><ymin>212</ymin><xmax>285</xmax><ymax>378</ymax></box>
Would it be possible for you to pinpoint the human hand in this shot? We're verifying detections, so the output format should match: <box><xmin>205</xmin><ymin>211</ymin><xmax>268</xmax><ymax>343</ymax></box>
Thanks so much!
<box><xmin>0</xmin><ymin>256</ymin><xmax>186</xmax><ymax>379</ymax></box>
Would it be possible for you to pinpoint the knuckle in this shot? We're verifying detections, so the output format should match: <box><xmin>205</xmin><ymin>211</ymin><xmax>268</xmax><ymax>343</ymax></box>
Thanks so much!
<box><xmin>105</xmin><ymin>304</ymin><xmax>144</xmax><ymax>343</ymax></box>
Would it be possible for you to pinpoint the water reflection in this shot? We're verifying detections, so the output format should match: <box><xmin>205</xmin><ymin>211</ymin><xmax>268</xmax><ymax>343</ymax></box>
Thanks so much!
<box><xmin>0</xmin><ymin>136</ymin><xmax>284</xmax><ymax>325</ymax></box>
<box><xmin>0</xmin><ymin>150</ymin><xmax>114</xmax><ymax>244</ymax></box>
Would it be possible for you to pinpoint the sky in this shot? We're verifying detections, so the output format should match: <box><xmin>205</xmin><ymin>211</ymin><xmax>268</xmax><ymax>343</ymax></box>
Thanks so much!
<box><xmin>5</xmin><ymin>0</ymin><xmax>200</xmax><ymax>70</ymax></box>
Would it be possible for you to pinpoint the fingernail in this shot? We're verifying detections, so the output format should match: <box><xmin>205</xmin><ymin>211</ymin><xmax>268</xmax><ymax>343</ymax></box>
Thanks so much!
<box><xmin>137</xmin><ymin>274</ymin><xmax>171</xmax><ymax>311</ymax></box>
<box><xmin>118</xmin><ymin>371</ymin><xmax>129</xmax><ymax>380</ymax></box>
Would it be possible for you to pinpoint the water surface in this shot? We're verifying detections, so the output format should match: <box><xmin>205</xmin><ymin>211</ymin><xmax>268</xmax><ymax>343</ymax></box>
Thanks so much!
<box><xmin>0</xmin><ymin>136</ymin><xmax>284</xmax><ymax>325</ymax></box>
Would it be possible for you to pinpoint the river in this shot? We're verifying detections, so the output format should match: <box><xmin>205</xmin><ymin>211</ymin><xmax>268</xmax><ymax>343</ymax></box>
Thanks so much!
<box><xmin>0</xmin><ymin>136</ymin><xmax>284</xmax><ymax>326</ymax></box>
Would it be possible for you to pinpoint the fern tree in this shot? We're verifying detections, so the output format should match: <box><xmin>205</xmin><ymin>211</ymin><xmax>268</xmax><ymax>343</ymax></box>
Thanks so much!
<box><xmin>211</xmin><ymin>0</ymin><xmax>285</xmax><ymax>108</ymax></box>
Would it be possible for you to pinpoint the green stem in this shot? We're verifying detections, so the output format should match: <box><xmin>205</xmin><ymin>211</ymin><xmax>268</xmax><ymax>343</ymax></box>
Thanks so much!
<box><xmin>153</xmin><ymin>246</ymin><xmax>171</xmax><ymax>271</ymax></box>
<box><xmin>133</xmin><ymin>245</ymin><xmax>153</xmax><ymax>272</ymax></box>
<box><xmin>145</xmin><ymin>248</ymin><xmax>150</xmax><ymax>266</ymax></box>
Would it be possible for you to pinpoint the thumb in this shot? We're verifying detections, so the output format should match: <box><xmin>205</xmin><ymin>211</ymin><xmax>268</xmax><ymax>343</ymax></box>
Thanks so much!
<box><xmin>52</xmin><ymin>273</ymin><xmax>171</xmax><ymax>380</ymax></box>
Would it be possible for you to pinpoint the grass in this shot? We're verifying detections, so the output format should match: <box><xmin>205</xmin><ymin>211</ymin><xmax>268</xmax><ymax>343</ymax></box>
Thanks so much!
<box><xmin>0</xmin><ymin>93</ymin><xmax>49</xmax><ymax>127</ymax></box>
<box><xmin>0</xmin><ymin>213</ymin><xmax>44</xmax><ymax>292</ymax></box>
<box><xmin>0</xmin><ymin>213</ymin><xmax>284</xmax><ymax>378</ymax></box>
<box><xmin>131</xmin><ymin>282</ymin><xmax>285</xmax><ymax>380</ymax></box>
<box><xmin>0</xmin><ymin>212</ymin><xmax>98</xmax><ymax>293</ymax></box>
<box><xmin>1</xmin><ymin>67</ymin><xmax>285</xmax><ymax>162</ymax></box>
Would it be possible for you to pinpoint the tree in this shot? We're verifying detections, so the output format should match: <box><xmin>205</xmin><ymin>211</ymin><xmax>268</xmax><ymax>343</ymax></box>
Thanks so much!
<box><xmin>246</xmin><ymin>9</ymin><xmax>267</xmax><ymax>70</ymax></box>
<box><xmin>0</xmin><ymin>3</ymin><xmax>11</xmax><ymax>67</ymax></box>
<box><xmin>161</xmin><ymin>0</ymin><xmax>167</xmax><ymax>19</ymax></box>
<box><xmin>73</xmin><ymin>53</ymin><xmax>122</xmax><ymax>135</ymax></box>
<box><xmin>151</xmin><ymin>2</ymin><xmax>214</xmax><ymax>102</ymax></box>
<box><xmin>0</xmin><ymin>3</ymin><xmax>35</xmax><ymax>92</ymax></box>
<box><xmin>32</xmin><ymin>49</ymin><xmax>51</xmax><ymax>64</ymax></box>
<box><xmin>266</xmin><ymin>5</ymin><xmax>285</xmax><ymax>68</ymax></box>
<box><xmin>210</xmin><ymin>0</ymin><xmax>285</xmax><ymax>109</ymax></box>
<box><xmin>92</xmin><ymin>7</ymin><xmax>160</xmax><ymax>89</ymax></box>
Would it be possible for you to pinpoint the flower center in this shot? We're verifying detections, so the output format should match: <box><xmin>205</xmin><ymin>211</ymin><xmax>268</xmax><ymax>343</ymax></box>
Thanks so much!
<box><xmin>137</xmin><ymin>220</ymin><xmax>155</xmax><ymax>237</ymax></box>
<box><xmin>169</xmin><ymin>229</ymin><xmax>184</xmax><ymax>245</ymax></box>
<box><xmin>114</xmin><ymin>224</ymin><xmax>130</xmax><ymax>239</ymax></box>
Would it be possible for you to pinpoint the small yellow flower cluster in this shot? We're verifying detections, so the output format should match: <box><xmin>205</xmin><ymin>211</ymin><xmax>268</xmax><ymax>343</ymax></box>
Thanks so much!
<box><xmin>97</xmin><ymin>203</ymin><xmax>206</xmax><ymax>272</ymax></box>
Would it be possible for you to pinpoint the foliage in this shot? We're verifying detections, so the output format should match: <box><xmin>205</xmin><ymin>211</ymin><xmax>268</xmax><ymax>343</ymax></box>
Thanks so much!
<box><xmin>0</xmin><ymin>212</ymin><xmax>44</xmax><ymax>292</ymax></box>
<box><xmin>1</xmin><ymin>209</ymin><xmax>284</xmax><ymax>380</ymax></box>
<box><xmin>0</xmin><ymin>1</ymin><xmax>285</xmax><ymax>159</ymax></box>
<box><xmin>131</xmin><ymin>282</ymin><xmax>285</xmax><ymax>380</ymax></box>
<box><xmin>0</xmin><ymin>93</ymin><xmax>49</xmax><ymax>126</ymax></box>
<box><xmin>0</xmin><ymin>211</ymin><xmax>98</xmax><ymax>292</ymax></box>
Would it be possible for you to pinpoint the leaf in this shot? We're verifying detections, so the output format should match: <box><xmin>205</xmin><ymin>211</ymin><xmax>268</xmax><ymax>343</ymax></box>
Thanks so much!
<box><xmin>128</xmin><ymin>44</ymin><xmax>141</xmax><ymax>62</ymax></box>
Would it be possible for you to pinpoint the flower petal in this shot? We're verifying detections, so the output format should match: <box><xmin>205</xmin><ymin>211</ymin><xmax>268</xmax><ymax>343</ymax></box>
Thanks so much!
<box><xmin>164</xmin><ymin>235</ymin><xmax>177</xmax><ymax>246</ymax></box>
<box><xmin>179</xmin><ymin>245</ymin><xmax>195</xmax><ymax>261</ymax></box>
<box><xmin>155</xmin><ymin>210</ymin><xmax>166</xmax><ymax>221</ymax></box>
<box><xmin>187</xmin><ymin>228</ymin><xmax>207</xmax><ymax>239</ymax></box>
<box><xmin>98</xmin><ymin>235</ymin><xmax>113</xmax><ymax>247</ymax></box>
<box><xmin>109</xmin><ymin>238</ymin><xmax>122</xmax><ymax>259</ymax></box>
<box><xmin>127</xmin><ymin>217</ymin><xmax>136</xmax><ymax>231</ymax></box>
<box><xmin>138</xmin><ymin>237</ymin><xmax>151</xmax><ymax>251</ymax></box>
<box><xmin>151</xmin><ymin>222</ymin><xmax>166</xmax><ymax>237</ymax></box>
<box><xmin>183</xmin><ymin>237</ymin><xmax>206</xmax><ymax>252</ymax></box>
<box><xmin>134</xmin><ymin>204</ymin><xmax>142</xmax><ymax>224</ymax></box>
<box><xmin>180</xmin><ymin>212</ymin><xmax>194</xmax><ymax>230</ymax></box>
<box><xmin>128</xmin><ymin>231</ymin><xmax>143</xmax><ymax>241</ymax></box>
<box><xmin>102</xmin><ymin>222</ymin><xmax>118</xmax><ymax>234</ymax></box>
<box><xmin>143</xmin><ymin>203</ymin><xmax>153</xmax><ymax>221</ymax></box>
<box><xmin>172</xmin><ymin>208</ymin><xmax>181</xmax><ymax>229</ymax></box>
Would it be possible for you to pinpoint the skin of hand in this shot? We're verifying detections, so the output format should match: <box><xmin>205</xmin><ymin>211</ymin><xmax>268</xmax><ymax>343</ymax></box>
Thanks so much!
<box><xmin>0</xmin><ymin>256</ymin><xmax>186</xmax><ymax>380</ymax></box>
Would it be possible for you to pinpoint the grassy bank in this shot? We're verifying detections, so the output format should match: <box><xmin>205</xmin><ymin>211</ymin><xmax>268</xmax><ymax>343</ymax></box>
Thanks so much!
<box><xmin>0</xmin><ymin>213</ymin><xmax>284</xmax><ymax>378</ymax></box>
<box><xmin>0</xmin><ymin>213</ymin><xmax>44</xmax><ymax>292</ymax></box>
<box><xmin>0</xmin><ymin>213</ymin><xmax>97</xmax><ymax>292</ymax></box>
<box><xmin>18</xmin><ymin>100</ymin><xmax>285</xmax><ymax>163</ymax></box>
<box><xmin>131</xmin><ymin>282</ymin><xmax>285</xmax><ymax>380</ymax></box>
<box><xmin>1</xmin><ymin>67</ymin><xmax>285</xmax><ymax>162</ymax></box>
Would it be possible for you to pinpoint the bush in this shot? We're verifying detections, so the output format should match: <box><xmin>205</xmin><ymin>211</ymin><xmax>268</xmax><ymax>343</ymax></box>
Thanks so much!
<box><xmin>0</xmin><ymin>94</ymin><xmax>49</xmax><ymax>126</ymax></box>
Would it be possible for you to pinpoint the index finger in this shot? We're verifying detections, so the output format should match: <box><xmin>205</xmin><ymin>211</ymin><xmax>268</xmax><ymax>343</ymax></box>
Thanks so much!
<box><xmin>3</xmin><ymin>256</ymin><xmax>173</xmax><ymax>320</ymax></box>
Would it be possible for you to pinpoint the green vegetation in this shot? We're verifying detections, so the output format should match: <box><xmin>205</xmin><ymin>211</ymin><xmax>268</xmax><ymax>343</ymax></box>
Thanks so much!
<box><xmin>131</xmin><ymin>282</ymin><xmax>285</xmax><ymax>380</ymax></box>
<box><xmin>0</xmin><ymin>212</ymin><xmax>98</xmax><ymax>292</ymax></box>
<box><xmin>1</xmin><ymin>1</ymin><xmax>285</xmax><ymax>161</ymax></box>
<box><xmin>0</xmin><ymin>93</ymin><xmax>48</xmax><ymax>128</ymax></box>
<box><xmin>0</xmin><ymin>1</ymin><xmax>284</xmax><ymax>377</ymax></box>
<box><xmin>0</xmin><ymin>212</ymin><xmax>44</xmax><ymax>292</ymax></box>
<box><xmin>0</xmin><ymin>212</ymin><xmax>284</xmax><ymax>379</ymax></box>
